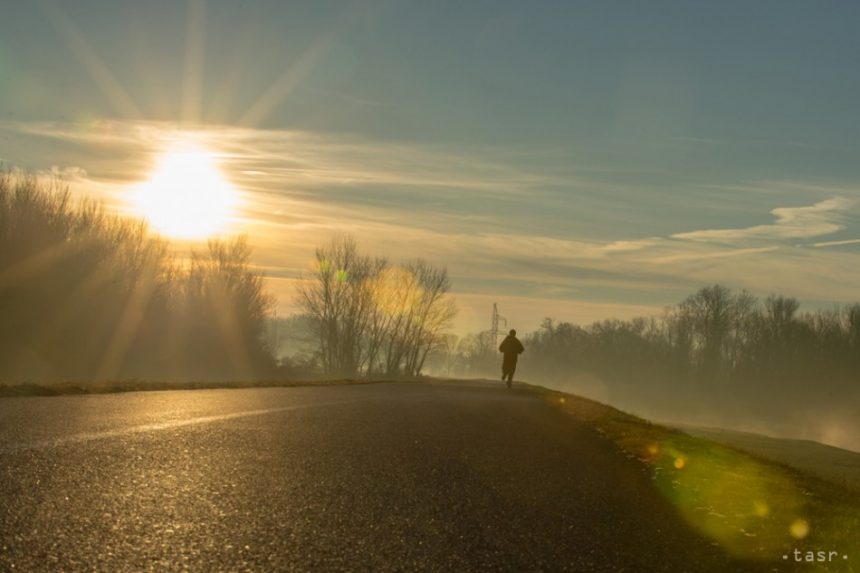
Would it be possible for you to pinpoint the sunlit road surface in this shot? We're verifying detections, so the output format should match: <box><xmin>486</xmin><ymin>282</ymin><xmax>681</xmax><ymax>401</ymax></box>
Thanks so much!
<box><xmin>0</xmin><ymin>381</ymin><xmax>767</xmax><ymax>572</ymax></box>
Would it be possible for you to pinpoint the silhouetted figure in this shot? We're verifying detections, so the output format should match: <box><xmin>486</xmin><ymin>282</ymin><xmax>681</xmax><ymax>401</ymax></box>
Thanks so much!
<box><xmin>499</xmin><ymin>329</ymin><xmax>524</xmax><ymax>388</ymax></box>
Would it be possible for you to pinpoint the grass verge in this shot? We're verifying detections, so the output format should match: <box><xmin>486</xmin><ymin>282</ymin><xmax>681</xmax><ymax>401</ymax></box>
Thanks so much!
<box><xmin>0</xmin><ymin>378</ymin><xmax>411</xmax><ymax>398</ymax></box>
<box><xmin>526</xmin><ymin>383</ymin><xmax>859</xmax><ymax>572</ymax></box>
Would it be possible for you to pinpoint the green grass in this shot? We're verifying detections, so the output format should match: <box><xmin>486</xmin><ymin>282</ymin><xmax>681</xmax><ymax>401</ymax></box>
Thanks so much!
<box><xmin>526</xmin><ymin>383</ymin><xmax>860</xmax><ymax>572</ymax></box>
<box><xmin>675</xmin><ymin>425</ymin><xmax>860</xmax><ymax>493</ymax></box>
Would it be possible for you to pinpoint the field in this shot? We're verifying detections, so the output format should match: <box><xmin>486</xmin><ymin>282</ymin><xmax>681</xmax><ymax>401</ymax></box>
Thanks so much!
<box><xmin>671</xmin><ymin>424</ymin><xmax>860</xmax><ymax>493</ymax></box>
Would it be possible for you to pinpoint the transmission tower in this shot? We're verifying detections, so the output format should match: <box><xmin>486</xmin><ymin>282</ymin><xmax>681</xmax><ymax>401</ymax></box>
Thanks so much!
<box><xmin>490</xmin><ymin>302</ymin><xmax>507</xmax><ymax>343</ymax></box>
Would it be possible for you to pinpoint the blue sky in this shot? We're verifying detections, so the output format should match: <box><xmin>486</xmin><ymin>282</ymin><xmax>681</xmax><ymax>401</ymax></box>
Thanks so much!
<box><xmin>2</xmin><ymin>1</ymin><xmax>859</xmax><ymax>332</ymax></box>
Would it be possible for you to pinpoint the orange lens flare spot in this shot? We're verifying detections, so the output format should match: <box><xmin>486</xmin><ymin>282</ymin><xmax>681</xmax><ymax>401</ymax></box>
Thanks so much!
<box><xmin>673</xmin><ymin>457</ymin><xmax>686</xmax><ymax>469</ymax></box>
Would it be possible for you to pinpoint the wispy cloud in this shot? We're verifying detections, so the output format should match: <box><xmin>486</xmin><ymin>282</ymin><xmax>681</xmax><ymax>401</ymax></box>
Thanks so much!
<box><xmin>672</xmin><ymin>197</ymin><xmax>853</xmax><ymax>243</ymax></box>
<box><xmin>39</xmin><ymin>165</ymin><xmax>89</xmax><ymax>180</ymax></box>
<box><xmin>3</xmin><ymin>120</ymin><xmax>573</xmax><ymax>196</ymax></box>
<box><xmin>810</xmin><ymin>238</ymin><xmax>860</xmax><ymax>248</ymax></box>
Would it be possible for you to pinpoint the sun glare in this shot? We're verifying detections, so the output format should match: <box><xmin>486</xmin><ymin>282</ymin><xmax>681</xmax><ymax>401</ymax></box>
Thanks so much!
<box><xmin>133</xmin><ymin>142</ymin><xmax>238</xmax><ymax>239</ymax></box>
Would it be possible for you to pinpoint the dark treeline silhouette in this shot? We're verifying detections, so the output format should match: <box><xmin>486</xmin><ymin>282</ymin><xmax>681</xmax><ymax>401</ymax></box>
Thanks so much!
<box><xmin>0</xmin><ymin>173</ymin><xmax>274</xmax><ymax>382</ymax></box>
<box><xmin>437</xmin><ymin>285</ymin><xmax>859</xmax><ymax>446</ymax></box>
<box><xmin>296</xmin><ymin>236</ymin><xmax>457</xmax><ymax>378</ymax></box>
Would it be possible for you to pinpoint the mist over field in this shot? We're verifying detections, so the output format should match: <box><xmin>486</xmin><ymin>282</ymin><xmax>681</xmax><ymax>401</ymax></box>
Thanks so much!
<box><xmin>270</xmin><ymin>285</ymin><xmax>860</xmax><ymax>453</ymax></box>
<box><xmin>544</xmin><ymin>372</ymin><xmax>859</xmax><ymax>455</ymax></box>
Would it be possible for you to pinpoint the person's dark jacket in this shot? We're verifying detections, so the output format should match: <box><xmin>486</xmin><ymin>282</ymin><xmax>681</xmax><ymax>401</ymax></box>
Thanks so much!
<box><xmin>499</xmin><ymin>335</ymin><xmax>524</xmax><ymax>363</ymax></box>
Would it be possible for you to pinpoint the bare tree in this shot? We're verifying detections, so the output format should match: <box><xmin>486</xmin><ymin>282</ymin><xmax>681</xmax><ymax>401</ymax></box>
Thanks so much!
<box><xmin>296</xmin><ymin>238</ymin><xmax>457</xmax><ymax>378</ymax></box>
<box><xmin>401</xmin><ymin>260</ymin><xmax>457</xmax><ymax>376</ymax></box>
<box><xmin>296</xmin><ymin>236</ymin><xmax>407</xmax><ymax>377</ymax></box>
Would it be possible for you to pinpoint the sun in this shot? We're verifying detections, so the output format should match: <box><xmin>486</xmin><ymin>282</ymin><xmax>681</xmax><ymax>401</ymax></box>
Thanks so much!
<box><xmin>133</xmin><ymin>142</ymin><xmax>239</xmax><ymax>239</ymax></box>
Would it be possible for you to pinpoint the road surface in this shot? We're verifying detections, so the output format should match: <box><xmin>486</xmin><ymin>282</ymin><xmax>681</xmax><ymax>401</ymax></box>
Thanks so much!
<box><xmin>0</xmin><ymin>381</ymin><xmax>768</xmax><ymax>572</ymax></box>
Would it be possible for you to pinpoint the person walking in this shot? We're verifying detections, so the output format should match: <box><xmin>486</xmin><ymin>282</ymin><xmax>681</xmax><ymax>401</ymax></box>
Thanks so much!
<box><xmin>499</xmin><ymin>329</ymin><xmax>524</xmax><ymax>388</ymax></box>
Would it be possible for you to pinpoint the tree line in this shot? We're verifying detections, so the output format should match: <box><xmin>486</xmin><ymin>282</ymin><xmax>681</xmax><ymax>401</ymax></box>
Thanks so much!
<box><xmin>439</xmin><ymin>285</ymin><xmax>859</xmax><ymax>436</ymax></box>
<box><xmin>0</xmin><ymin>173</ymin><xmax>274</xmax><ymax>382</ymax></box>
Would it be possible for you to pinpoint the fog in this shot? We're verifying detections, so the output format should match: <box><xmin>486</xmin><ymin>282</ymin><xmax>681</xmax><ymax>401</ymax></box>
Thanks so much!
<box><xmin>427</xmin><ymin>286</ymin><xmax>860</xmax><ymax>453</ymax></box>
<box><xmin>539</xmin><ymin>373</ymin><xmax>859</xmax><ymax>454</ymax></box>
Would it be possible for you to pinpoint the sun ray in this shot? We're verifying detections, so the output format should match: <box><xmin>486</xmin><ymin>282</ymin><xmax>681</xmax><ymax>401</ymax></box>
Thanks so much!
<box><xmin>238</xmin><ymin>34</ymin><xmax>334</xmax><ymax>127</ymax></box>
<box><xmin>182</xmin><ymin>0</ymin><xmax>207</xmax><ymax>123</ymax></box>
<box><xmin>209</xmin><ymin>275</ymin><xmax>253</xmax><ymax>379</ymax></box>
<box><xmin>0</xmin><ymin>241</ymin><xmax>74</xmax><ymax>291</ymax></box>
<box><xmin>95</xmin><ymin>272</ymin><xmax>158</xmax><ymax>381</ymax></box>
<box><xmin>236</xmin><ymin>3</ymin><xmax>362</xmax><ymax>128</ymax></box>
<box><xmin>38</xmin><ymin>0</ymin><xmax>143</xmax><ymax>119</ymax></box>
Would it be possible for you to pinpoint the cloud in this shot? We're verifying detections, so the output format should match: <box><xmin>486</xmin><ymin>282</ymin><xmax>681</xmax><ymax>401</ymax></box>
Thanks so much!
<box><xmin>39</xmin><ymin>165</ymin><xmax>88</xmax><ymax>180</ymax></box>
<box><xmin>4</xmin><ymin>119</ymin><xmax>860</xmax><ymax>333</ymax></box>
<box><xmin>649</xmin><ymin>245</ymin><xmax>779</xmax><ymax>264</ymax></box>
<box><xmin>2</xmin><ymin>119</ymin><xmax>576</xmax><ymax>198</ymax></box>
<box><xmin>810</xmin><ymin>238</ymin><xmax>860</xmax><ymax>248</ymax></box>
<box><xmin>672</xmin><ymin>197</ymin><xmax>853</xmax><ymax>243</ymax></box>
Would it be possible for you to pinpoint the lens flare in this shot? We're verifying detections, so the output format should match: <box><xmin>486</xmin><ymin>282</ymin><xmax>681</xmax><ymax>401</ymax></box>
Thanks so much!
<box><xmin>752</xmin><ymin>500</ymin><xmax>770</xmax><ymax>517</ymax></box>
<box><xmin>790</xmin><ymin>519</ymin><xmax>810</xmax><ymax>540</ymax></box>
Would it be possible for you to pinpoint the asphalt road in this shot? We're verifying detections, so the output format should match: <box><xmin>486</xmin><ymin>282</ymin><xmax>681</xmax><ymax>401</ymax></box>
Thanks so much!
<box><xmin>0</xmin><ymin>381</ymin><xmax>770</xmax><ymax>572</ymax></box>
